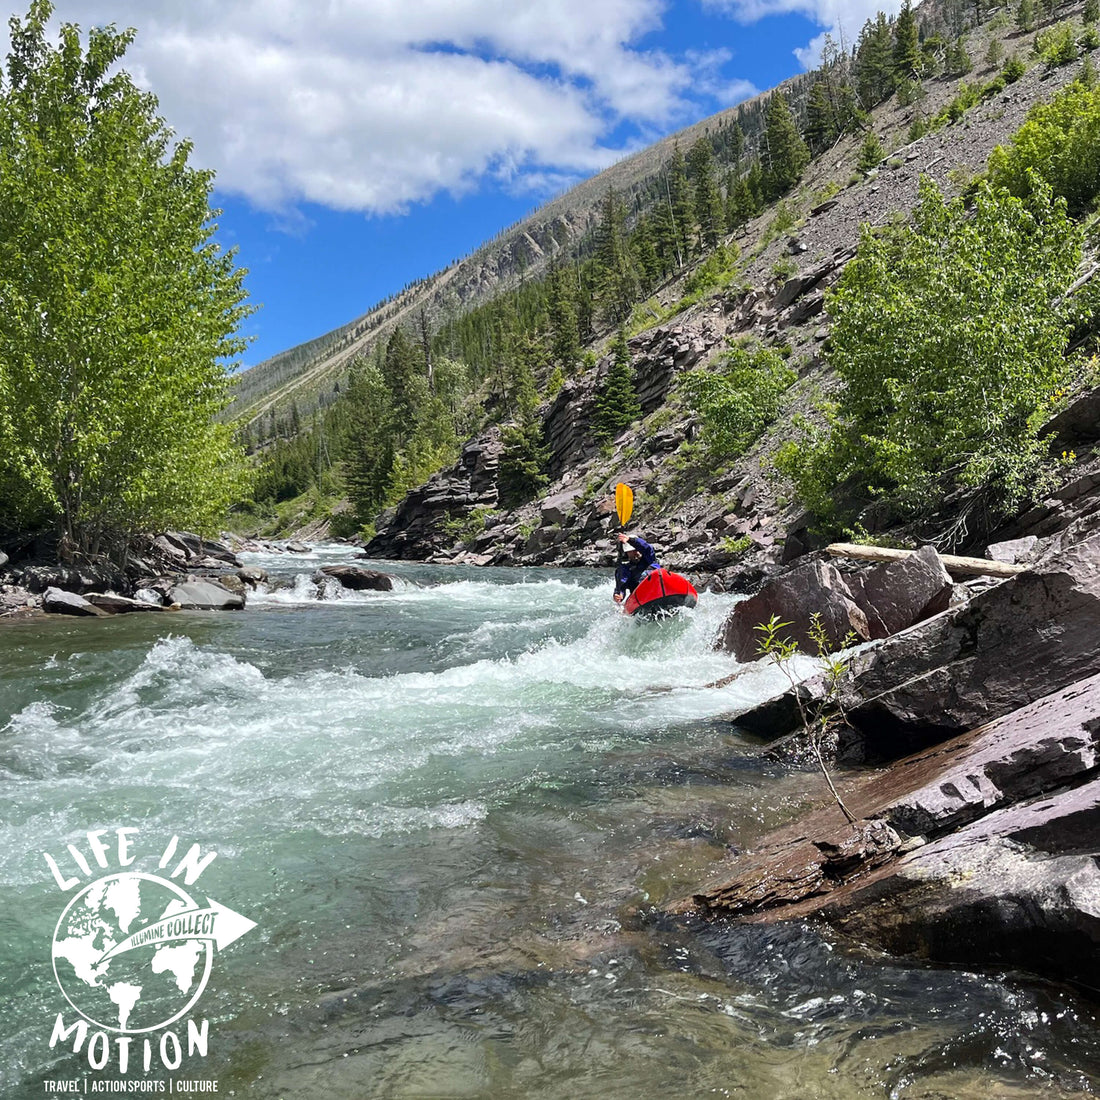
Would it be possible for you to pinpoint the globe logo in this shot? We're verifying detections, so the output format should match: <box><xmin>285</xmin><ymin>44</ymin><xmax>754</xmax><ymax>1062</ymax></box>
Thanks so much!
<box><xmin>51</xmin><ymin>871</ymin><xmax>252</xmax><ymax>1034</ymax></box>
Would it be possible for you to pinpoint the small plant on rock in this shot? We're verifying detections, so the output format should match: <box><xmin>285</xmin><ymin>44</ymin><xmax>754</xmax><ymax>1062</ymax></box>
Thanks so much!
<box><xmin>755</xmin><ymin>613</ymin><xmax>857</xmax><ymax>825</ymax></box>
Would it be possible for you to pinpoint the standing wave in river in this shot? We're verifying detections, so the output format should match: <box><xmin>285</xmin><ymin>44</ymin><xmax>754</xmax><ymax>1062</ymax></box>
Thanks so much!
<box><xmin>2</xmin><ymin>550</ymin><xmax>1099</xmax><ymax>1097</ymax></box>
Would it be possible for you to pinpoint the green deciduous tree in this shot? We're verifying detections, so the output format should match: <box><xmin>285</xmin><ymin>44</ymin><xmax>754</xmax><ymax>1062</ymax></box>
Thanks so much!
<box><xmin>681</xmin><ymin>344</ymin><xmax>795</xmax><ymax>459</ymax></box>
<box><xmin>781</xmin><ymin>177</ymin><xmax>1084</xmax><ymax>525</ymax></box>
<box><xmin>0</xmin><ymin>2</ymin><xmax>254</xmax><ymax>554</ymax></box>
<box><xmin>987</xmin><ymin>80</ymin><xmax>1100</xmax><ymax>215</ymax></box>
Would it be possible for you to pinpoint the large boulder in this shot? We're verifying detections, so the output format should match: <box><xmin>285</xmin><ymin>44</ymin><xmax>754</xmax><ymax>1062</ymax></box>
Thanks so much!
<box><xmin>42</xmin><ymin>587</ymin><xmax>109</xmax><ymax>617</ymax></box>
<box><xmin>715</xmin><ymin>557</ymin><xmax>871</xmax><ymax>662</ymax></box>
<box><xmin>845</xmin><ymin>543</ymin><xmax>952</xmax><ymax>638</ymax></box>
<box><xmin>839</xmin><ymin>531</ymin><xmax>1100</xmax><ymax>759</ymax></box>
<box><xmin>169</xmin><ymin>578</ymin><xmax>245</xmax><ymax>610</ymax></box>
<box><xmin>316</xmin><ymin>565</ymin><xmax>394</xmax><ymax>592</ymax></box>
<box><xmin>160</xmin><ymin>530</ymin><xmax>240</xmax><ymax>565</ymax></box>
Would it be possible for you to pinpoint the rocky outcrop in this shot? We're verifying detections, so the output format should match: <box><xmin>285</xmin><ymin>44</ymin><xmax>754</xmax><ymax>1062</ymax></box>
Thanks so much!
<box><xmin>680</xmin><ymin>671</ymin><xmax>1100</xmax><ymax>989</ymax></box>
<box><xmin>316</xmin><ymin>565</ymin><xmax>394</xmax><ymax>591</ymax></box>
<box><xmin>365</xmin><ymin>432</ymin><xmax>503</xmax><ymax>560</ymax></box>
<box><xmin>839</xmin><ymin>532</ymin><xmax>1100</xmax><ymax>761</ymax></box>
<box><xmin>716</xmin><ymin>557</ymin><xmax>871</xmax><ymax>662</ymax></box>
<box><xmin>42</xmin><ymin>587</ymin><xmax>110</xmax><ymax>617</ymax></box>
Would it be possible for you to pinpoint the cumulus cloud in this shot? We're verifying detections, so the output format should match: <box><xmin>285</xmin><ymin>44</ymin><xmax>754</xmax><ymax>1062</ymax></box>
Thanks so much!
<box><xmin>8</xmin><ymin>0</ymin><xmax>737</xmax><ymax>215</ymax></box>
<box><xmin>701</xmin><ymin>0</ymin><xmax>904</xmax><ymax>67</ymax></box>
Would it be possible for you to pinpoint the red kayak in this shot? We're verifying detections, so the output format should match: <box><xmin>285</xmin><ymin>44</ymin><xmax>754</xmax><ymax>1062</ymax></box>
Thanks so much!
<box><xmin>623</xmin><ymin>568</ymin><xmax>699</xmax><ymax>618</ymax></box>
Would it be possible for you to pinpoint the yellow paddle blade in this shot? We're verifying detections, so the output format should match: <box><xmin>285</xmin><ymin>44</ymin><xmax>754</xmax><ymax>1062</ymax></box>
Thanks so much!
<box><xmin>615</xmin><ymin>483</ymin><xmax>634</xmax><ymax>528</ymax></box>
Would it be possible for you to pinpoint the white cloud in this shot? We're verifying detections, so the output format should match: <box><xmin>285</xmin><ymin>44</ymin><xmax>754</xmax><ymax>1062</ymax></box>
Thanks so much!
<box><xmin>4</xmin><ymin>0</ymin><xmax>723</xmax><ymax>214</ymax></box>
<box><xmin>700</xmin><ymin>0</ymin><xmax>904</xmax><ymax>67</ymax></box>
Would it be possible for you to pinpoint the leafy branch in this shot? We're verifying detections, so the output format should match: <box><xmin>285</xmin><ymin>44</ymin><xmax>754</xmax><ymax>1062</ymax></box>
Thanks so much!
<box><xmin>755</xmin><ymin>613</ymin><xmax>858</xmax><ymax>826</ymax></box>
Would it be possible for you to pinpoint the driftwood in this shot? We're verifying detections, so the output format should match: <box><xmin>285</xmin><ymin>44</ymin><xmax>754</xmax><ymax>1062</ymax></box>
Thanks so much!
<box><xmin>825</xmin><ymin>542</ymin><xmax>1025</xmax><ymax>579</ymax></box>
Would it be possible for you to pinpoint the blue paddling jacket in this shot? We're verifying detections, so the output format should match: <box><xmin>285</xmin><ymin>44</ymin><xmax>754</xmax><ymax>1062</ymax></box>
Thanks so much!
<box><xmin>615</xmin><ymin>536</ymin><xmax>660</xmax><ymax>596</ymax></box>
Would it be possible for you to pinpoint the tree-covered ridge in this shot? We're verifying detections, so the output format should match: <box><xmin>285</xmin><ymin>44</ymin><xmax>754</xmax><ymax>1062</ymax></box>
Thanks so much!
<box><xmin>249</xmin><ymin>0</ymin><xmax>1087</xmax><ymax>539</ymax></box>
<box><xmin>0</xmin><ymin>1</ymin><xmax>253</xmax><ymax>557</ymax></box>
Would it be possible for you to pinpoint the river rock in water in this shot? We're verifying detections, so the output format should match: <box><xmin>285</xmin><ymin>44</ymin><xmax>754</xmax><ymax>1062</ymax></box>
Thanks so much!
<box><xmin>169</xmin><ymin>578</ymin><xmax>245</xmax><ymax>610</ymax></box>
<box><xmin>317</xmin><ymin>565</ymin><xmax>394</xmax><ymax>592</ymax></box>
<box><xmin>42</xmin><ymin>587</ymin><xmax>109</xmax><ymax>617</ymax></box>
<box><xmin>839</xmin><ymin>530</ymin><xmax>1100</xmax><ymax>761</ymax></box>
<box><xmin>682</xmin><ymin>670</ymin><xmax>1100</xmax><ymax>988</ymax></box>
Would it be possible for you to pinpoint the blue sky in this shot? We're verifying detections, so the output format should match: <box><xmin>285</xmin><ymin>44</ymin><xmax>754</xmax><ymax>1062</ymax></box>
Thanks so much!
<box><xmin>9</xmin><ymin>0</ymin><xmax>896</xmax><ymax>368</ymax></box>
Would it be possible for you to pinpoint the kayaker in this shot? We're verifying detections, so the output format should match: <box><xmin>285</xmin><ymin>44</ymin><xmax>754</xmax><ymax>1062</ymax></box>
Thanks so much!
<box><xmin>614</xmin><ymin>533</ymin><xmax>660</xmax><ymax>604</ymax></box>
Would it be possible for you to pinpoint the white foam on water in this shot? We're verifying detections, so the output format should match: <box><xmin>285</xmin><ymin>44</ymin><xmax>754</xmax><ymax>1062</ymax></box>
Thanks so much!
<box><xmin>0</xmin><ymin>569</ymin><xmax>822</xmax><ymax>886</ymax></box>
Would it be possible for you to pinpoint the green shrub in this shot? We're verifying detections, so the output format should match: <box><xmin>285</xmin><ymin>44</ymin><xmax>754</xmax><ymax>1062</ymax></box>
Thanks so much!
<box><xmin>1035</xmin><ymin>22</ymin><xmax>1079</xmax><ymax>67</ymax></box>
<box><xmin>781</xmin><ymin>178</ymin><xmax>1085</xmax><ymax>523</ymax></box>
<box><xmin>680</xmin><ymin>344</ymin><xmax>796</xmax><ymax>460</ymax></box>
<box><xmin>1002</xmin><ymin>54</ymin><xmax>1027</xmax><ymax>83</ymax></box>
<box><xmin>987</xmin><ymin>79</ymin><xmax>1100</xmax><ymax>215</ymax></box>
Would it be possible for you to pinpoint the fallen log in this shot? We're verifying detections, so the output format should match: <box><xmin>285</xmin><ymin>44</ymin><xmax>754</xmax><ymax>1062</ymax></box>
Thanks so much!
<box><xmin>825</xmin><ymin>542</ymin><xmax>1024</xmax><ymax>579</ymax></box>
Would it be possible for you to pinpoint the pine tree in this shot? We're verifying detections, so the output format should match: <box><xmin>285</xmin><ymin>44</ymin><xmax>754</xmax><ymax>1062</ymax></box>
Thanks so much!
<box><xmin>805</xmin><ymin>77</ymin><xmax>839</xmax><ymax>154</ymax></box>
<box><xmin>689</xmin><ymin>137</ymin><xmax>725</xmax><ymax>249</ymax></box>
<box><xmin>593</xmin><ymin>188</ymin><xmax>639</xmax><ymax>326</ymax></box>
<box><xmin>1087</xmin><ymin>0</ymin><xmax>1100</xmax><ymax>22</ymax></box>
<box><xmin>763</xmin><ymin>93</ymin><xmax>809</xmax><ymax>198</ymax></box>
<box><xmin>726</xmin><ymin>175</ymin><xmax>758</xmax><ymax>229</ymax></box>
<box><xmin>855</xmin><ymin>14</ymin><xmax>896</xmax><ymax>107</ymax></box>
<box><xmin>1016</xmin><ymin>0</ymin><xmax>1034</xmax><ymax>32</ymax></box>
<box><xmin>592</xmin><ymin>330</ymin><xmax>641</xmax><ymax>440</ymax></box>
<box><xmin>666</xmin><ymin>147</ymin><xmax>696</xmax><ymax>260</ymax></box>
<box><xmin>858</xmin><ymin>130</ymin><xmax>885</xmax><ymax>172</ymax></box>
<box><xmin>547</xmin><ymin>263</ymin><xmax>581</xmax><ymax>374</ymax></box>
<box><xmin>343</xmin><ymin>358</ymin><xmax>396</xmax><ymax>523</ymax></box>
<box><xmin>893</xmin><ymin>1</ymin><xmax>922</xmax><ymax>82</ymax></box>
<box><xmin>497</xmin><ymin>419</ymin><xmax>550</xmax><ymax>507</ymax></box>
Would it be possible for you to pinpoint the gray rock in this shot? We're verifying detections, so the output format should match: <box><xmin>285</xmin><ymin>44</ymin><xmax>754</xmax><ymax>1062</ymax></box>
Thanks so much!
<box><xmin>686</xmin><ymin>673</ymin><xmax>1100</xmax><ymax>988</ymax></box>
<box><xmin>317</xmin><ymin>565</ymin><xmax>394</xmax><ymax>591</ymax></box>
<box><xmin>985</xmin><ymin>535</ymin><xmax>1039</xmax><ymax>564</ymax></box>
<box><xmin>285</xmin><ymin>541</ymin><xmax>310</xmax><ymax>554</ymax></box>
<box><xmin>846</xmin><ymin>543</ymin><xmax>953</xmax><ymax>638</ymax></box>
<box><xmin>839</xmin><ymin>531</ymin><xmax>1100</xmax><ymax>759</ymax></box>
<box><xmin>43</xmin><ymin>587</ymin><xmax>109</xmax><ymax>617</ymax></box>
<box><xmin>216</xmin><ymin>574</ymin><xmax>247</xmax><ymax>597</ymax></box>
<box><xmin>237</xmin><ymin>566</ymin><xmax>269</xmax><ymax>588</ymax></box>
<box><xmin>169</xmin><ymin>579</ymin><xmax>245</xmax><ymax>610</ymax></box>
<box><xmin>540</xmin><ymin>489</ymin><xmax>581</xmax><ymax>527</ymax></box>
<box><xmin>85</xmin><ymin>593</ymin><xmax>167</xmax><ymax>614</ymax></box>
<box><xmin>715</xmin><ymin>558</ymin><xmax>871</xmax><ymax>662</ymax></box>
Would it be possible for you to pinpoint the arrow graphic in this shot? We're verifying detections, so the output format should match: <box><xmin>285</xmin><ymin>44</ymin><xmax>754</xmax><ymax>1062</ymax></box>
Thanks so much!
<box><xmin>96</xmin><ymin>899</ymin><xmax>256</xmax><ymax>967</ymax></box>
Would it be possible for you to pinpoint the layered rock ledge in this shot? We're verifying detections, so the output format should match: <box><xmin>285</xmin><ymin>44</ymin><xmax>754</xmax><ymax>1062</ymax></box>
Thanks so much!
<box><xmin>678</xmin><ymin>533</ymin><xmax>1100</xmax><ymax>992</ymax></box>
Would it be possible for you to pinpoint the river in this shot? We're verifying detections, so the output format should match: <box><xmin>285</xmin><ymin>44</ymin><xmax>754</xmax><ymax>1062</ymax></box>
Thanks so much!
<box><xmin>2</xmin><ymin>545</ymin><xmax>1099</xmax><ymax>1098</ymax></box>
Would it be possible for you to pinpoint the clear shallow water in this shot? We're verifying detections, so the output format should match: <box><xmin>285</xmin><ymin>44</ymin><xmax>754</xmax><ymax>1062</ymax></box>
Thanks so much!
<box><xmin>2</xmin><ymin>547</ymin><xmax>1099</xmax><ymax>1098</ymax></box>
